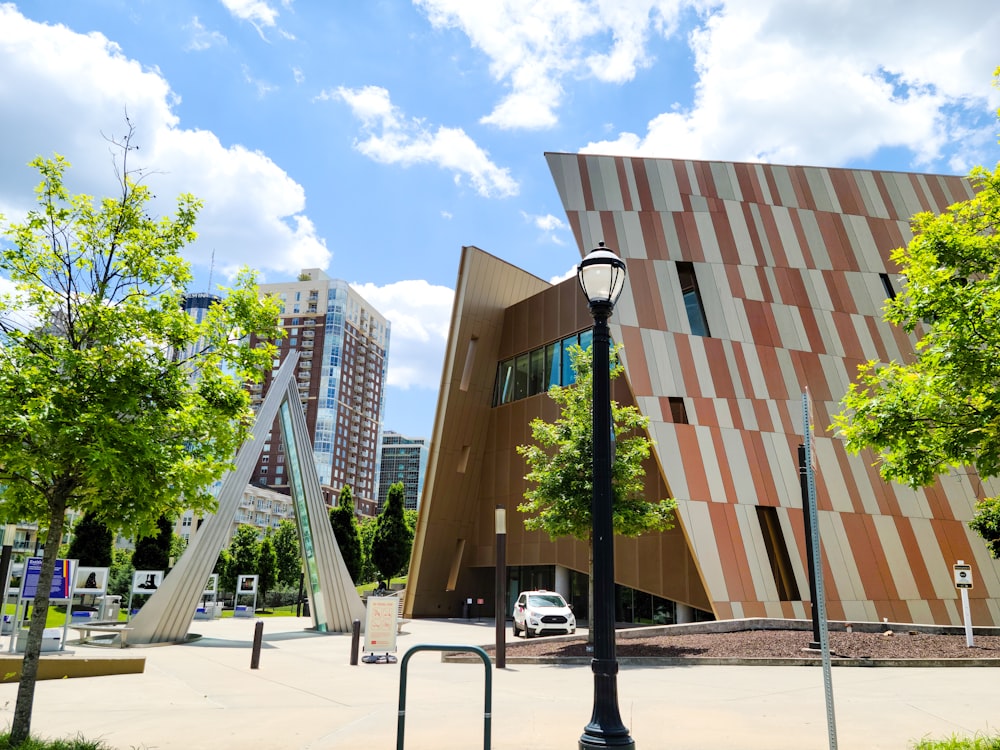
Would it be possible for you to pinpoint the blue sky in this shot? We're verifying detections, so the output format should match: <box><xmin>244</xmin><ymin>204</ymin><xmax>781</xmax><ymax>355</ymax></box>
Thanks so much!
<box><xmin>1</xmin><ymin>1</ymin><xmax>999</xmax><ymax>439</ymax></box>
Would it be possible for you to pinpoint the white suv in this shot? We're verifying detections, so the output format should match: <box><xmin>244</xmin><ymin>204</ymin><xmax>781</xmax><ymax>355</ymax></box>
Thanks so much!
<box><xmin>512</xmin><ymin>590</ymin><xmax>576</xmax><ymax>638</ymax></box>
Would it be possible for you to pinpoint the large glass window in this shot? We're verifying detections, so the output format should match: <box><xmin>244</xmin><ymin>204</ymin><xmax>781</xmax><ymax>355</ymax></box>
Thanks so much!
<box><xmin>496</xmin><ymin>359</ymin><xmax>515</xmax><ymax>405</ymax></box>
<box><xmin>544</xmin><ymin>341</ymin><xmax>561</xmax><ymax>389</ymax></box>
<box><xmin>513</xmin><ymin>354</ymin><xmax>529</xmax><ymax>400</ymax></box>
<box><xmin>528</xmin><ymin>348</ymin><xmax>545</xmax><ymax>396</ymax></box>
<box><xmin>677</xmin><ymin>262</ymin><xmax>711</xmax><ymax>337</ymax></box>
<box><xmin>561</xmin><ymin>334</ymin><xmax>578</xmax><ymax>385</ymax></box>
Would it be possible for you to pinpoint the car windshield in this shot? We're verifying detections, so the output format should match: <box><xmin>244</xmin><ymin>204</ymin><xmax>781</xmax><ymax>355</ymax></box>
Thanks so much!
<box><xmin>527</xmin><ymin>594</ymin><xmax>566</xmax><ymax>608</ymax></box>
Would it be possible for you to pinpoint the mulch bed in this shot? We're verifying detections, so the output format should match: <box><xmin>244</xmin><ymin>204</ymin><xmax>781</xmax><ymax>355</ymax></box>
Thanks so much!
<box><xmin>493</xmin><ymin>629</ymin><xmax>1000</xmax><ymax>660</ymax></box>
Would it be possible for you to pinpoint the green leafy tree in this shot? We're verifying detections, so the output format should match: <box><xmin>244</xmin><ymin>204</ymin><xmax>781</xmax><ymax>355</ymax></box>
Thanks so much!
<box><xmin>0</xmin><ymin>130</ymin><xmax>280</xmax><ymax>743</ymax></box>
<box><xmin>516</xmin><ymin>344</ymin><xmax>676</xmax><ymax>632</ymax></box>
<box><xmin>228</xmin><ymin>524</ymin><xmax>261</xmax><ymax>589</ymax></box>
<box><xmin>214</xmin><ymin>549</ymin><xmax>233</xmax><ymax>597</ymax></box>
<box><xmin>131</xmin><ymin>515</ymin><xmax>173</xmax><ymax>573</ymax></box>
<box><xmin>329</xmin><ymin>485</ymin><xmax>362</xmax><ymax>582</ymax></box>
<box><xmin>371</xmin><ymin>482</ymin><xmax>413</xmax><ymax>589</ymax></box>
<box><xmin>257</xmin><ymin>534</ymin><xmax>277</xmax><ymax>607</ymax></box>
<box><xmin>66</xmin><ymin>512</ymin><xmax>113</xmax><ymax>567</ymax></box>
<box><xmin>357</xmin><ymin>516</ymin><xmax>378</xmax><ymax>586</ymax></box>
<box><xmin>272</xmin><ymin>519</ymin><xmax>301</xmax><ymax>589</ymax></box>
<box><xmin>170</xmin><ymin>532</ymin><xmax>188</xmax><ymax>566</ymax></box>
<box><xmin>833</xmin><ymin>79</ymin><xmax>1000</xmax><ymax>556</ymax></box>
<box><xmin>108</xmin><ymin>547</ymin><xmax>134</xmax><ymax>600</ymax></box>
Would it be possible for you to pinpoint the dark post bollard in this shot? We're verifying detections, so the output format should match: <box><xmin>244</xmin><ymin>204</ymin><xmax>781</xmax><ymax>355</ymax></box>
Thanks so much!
<box><xmin>350</xmin><ymin>619</ymin><xmax>361</xmax><ymax>665</ymax></box>
<box><xmin>250</xmin><ymin>620</ymin><xmax>264</xmax><ymax>669</ymax></box>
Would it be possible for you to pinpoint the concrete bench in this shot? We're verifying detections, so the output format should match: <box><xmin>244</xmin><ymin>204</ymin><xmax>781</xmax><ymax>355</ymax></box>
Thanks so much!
<box><xmin>393</xmin><ymin>592</ymin><xmax>409</xmax><ymax>633</ymax></box>
<box><xmin>69</xmin><ymin>623</ymin><xmax>133</xmax><ymax>648</ymax></box>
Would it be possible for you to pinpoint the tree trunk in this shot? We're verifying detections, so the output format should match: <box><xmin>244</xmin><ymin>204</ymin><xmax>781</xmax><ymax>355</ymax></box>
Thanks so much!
<box><xmin>11</xmin><ymin>491</ymin><xmax>68</xmax><ymax>746</ymax></box>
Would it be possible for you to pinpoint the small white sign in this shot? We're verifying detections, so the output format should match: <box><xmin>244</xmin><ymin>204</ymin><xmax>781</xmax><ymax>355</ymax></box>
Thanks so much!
<box><xmin>954</xmin><ymin>563</ymin><xmax>973</xmax><ymax>589</ymax></box>
<box><xmin>363</xmin><ymin>596</ymin><xmax>398</xmax><ymax>653</ymax></box>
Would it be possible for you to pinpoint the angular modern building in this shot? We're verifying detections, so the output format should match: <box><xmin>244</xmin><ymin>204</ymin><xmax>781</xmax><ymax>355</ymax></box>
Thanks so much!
<box><xmin>406</xmin><ymin>153</ymin><xmax>1000</xmax><ymax>627</ymax></box>
<box><xmin>377</xmin><ymin>431</ymin><xmax>429</xmax><ymax>512</ymax></box>
<box><xmin>250</xmin><ymin>269</ymin><xmax>390</xmax><ymax>516</ymax></box>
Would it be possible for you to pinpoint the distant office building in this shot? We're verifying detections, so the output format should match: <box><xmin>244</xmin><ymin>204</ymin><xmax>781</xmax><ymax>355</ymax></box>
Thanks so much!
<box><xmin>377</xmin><ymin>431</ymin><xmax>428</xmax><ymax>511</ymax></box>
<box><xmin>249</xmin><ymin>269</ymin><xmax>390</xmax><ymax>516</ymax></box>
<box><xmin>175</xmin><ymin>485</ymin><xmax>295</xmax><ymax>544</ymax></box>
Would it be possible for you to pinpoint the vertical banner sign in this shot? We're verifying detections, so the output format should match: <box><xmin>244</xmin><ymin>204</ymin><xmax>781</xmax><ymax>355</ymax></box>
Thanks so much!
<box><xmin>363</xmin><ymin>596</ymin><xmax>399</xmax><ymax>654</ymax></box>
<box><xmin>803</xmin><ymin>392</ymin><xmax>838</xmax><ymax>750</ymax></box>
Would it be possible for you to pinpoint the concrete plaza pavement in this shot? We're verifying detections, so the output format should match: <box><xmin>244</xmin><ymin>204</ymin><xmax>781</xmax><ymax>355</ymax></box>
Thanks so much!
<box><xmin>0</xmin><ymin>615</ymin><xmax>997</xmax><ymax>749</ymax></box>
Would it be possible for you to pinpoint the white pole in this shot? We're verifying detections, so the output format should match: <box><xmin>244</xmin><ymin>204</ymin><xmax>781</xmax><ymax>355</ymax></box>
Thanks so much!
<box><xmin>961</xmin><ymin>588</ymin><xmax>974</xmax><ymax>647</ymax></box>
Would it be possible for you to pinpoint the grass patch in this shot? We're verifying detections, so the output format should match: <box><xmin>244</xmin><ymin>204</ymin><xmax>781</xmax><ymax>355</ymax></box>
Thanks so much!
<box><xmin>0</xmin><ymin>732</ymin><xmax>113</xmax><ymax>749</ymax></box>
<box><xmin>912</xmin><ymin>733</ymin><xmax>1000</xmax><ymax>749</ymax></box>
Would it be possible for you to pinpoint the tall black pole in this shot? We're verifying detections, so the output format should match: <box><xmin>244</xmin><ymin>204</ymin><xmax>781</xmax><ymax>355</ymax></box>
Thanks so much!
<box><xmin>495</xmin><ymin>505</ymin><xmax>507</xmax><ymax>670</ymax></box>
<box><xmin>580</xmin><ymin>304</ymin><xmax>634</xmax><ymax>749</ymax></box>
<box><xmin>798</xmin><ymin>444</ymin><xmax>821</xmax><ymax>650</ymax></box>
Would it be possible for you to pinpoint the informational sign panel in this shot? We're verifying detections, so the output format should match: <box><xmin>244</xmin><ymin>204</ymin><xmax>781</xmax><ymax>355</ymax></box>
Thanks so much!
<box><xmin>954</xmin><ymin>563</ymin><xmax>973</xmax><ymax>589</ymax></box>
<box><xmin>363</xmin><ymin>596</ymin><xmax>399</xmax><ymax>653</ymax></box>
<box><xmin>21</xmin><ymin>557</ymin><xmax>75</xmax><ymax>601</ymax></box>
<box><xmin>237</xmin><ymin>575</ymin><xmax>258</xmax><ymax>594</ymax></box>
<box><xmin>204</xmin><ymin>574</ymin><xmax>218</xmax><ymax>596</ymax></box>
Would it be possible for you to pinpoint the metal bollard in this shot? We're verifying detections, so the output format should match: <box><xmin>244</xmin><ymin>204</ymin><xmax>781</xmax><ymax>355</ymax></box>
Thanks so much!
<box><xmin>350</xmin><ymin>618</ymin><xmax>361</xmax><ymax>665</ymax></box>
<box><xmin>250</xmin><ymin>620</ymin><xmax>264</xmax><ymax>669</ymax></box>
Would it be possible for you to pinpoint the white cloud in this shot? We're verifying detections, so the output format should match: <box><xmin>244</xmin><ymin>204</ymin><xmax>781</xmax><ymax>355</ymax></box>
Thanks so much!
<box><xmin>581</xmin><ymin>0</ymin><xmax>1000</xmax><ymax>169</ymax></box>
<box><xmin>220</xmin><ymin>0</ymin><xmax>280</xmax><ymax>28</ymax></box>
<box><xmin>350</xmin><ymin>280</ymin><xmax>454</xmax><ymax>391</ymax></box>
<box><xmin>521</xmin><ymin>211</ymin><xmax>567</xmax><ymax>245</ymax></box>
<box><xmin>242</xmin><ymin>64</ymin><xmax>277</xmax><ymax>97</ymax></box>
<box><xmin>185</xmin><ymin>16</ymin><xmax>227</xmax><ymax>51</ymax></box>
<box><xmin>0</xmin><ymin>5</ymin><xmax>329</xmax><ymax>280</ymax></box>
<box><xmin>549</xmin><ymin>265</ymin><xmax>577</xmax><ymax>285</ymax></box>
<box><xmin>330</xmin><ymin>85</ymin><xmax>519</xmax><ymax>198</ymax></box>
<box><xmin>414</xmin><ymin>0</ymin><xmax>685</xmax><ymax>130</ymax></box>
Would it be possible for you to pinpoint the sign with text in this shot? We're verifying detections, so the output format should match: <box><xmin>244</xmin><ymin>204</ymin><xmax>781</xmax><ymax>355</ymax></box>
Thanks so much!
<box><xmin>954</xmin><ymin>563</ymin><xmax>973</xmax><ymax>589</ymax></box>
<box><xmin>21</xmin><ymin>557</ymin><xmax>75</xmax><ymax>601</ymax></box>
<box><xmin>363</xmin><ymin>596</ymin><xmax>398</xmax><ymax>653</ymax></box>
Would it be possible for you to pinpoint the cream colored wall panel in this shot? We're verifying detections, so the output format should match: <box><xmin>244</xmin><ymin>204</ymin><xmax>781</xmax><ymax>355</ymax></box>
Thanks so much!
<box><xmin>729</xmin><ymin>300</ymin><xmax>752</xmax><ymax>345</ymax></box>
<box><xmin>741</xmin><ymin>344</ymin><xmax>770</xmax><ymax>400</ymax></box>
<box><xmin>651</xmin><ymin>160</ymin><xmax>684</xmax><ymax>211</ymax></box>
<box><xmin>710</xmin><ymin>162</ymin><xmax>741</xmax><ymax>201</ymax></box>
<box><xmin>721</xmin><ymin>428</ymin><xmax>756</xmax><ymax>504</ymax></box>
<box><xmin>546</xmin><ymin>154</ymin><xmax>585</xmax><ymax>211</ymax></box>
<box><xmin>731</xmin><ymin>601</ymin><xmax>745</xmax><ymax>618</ymax></box>
<box><xmin>821</xmin><ymin>511</ymin><xmax>866</xmax><ymax>601</ymax></box>
<box><xmin>699</xmin><ymin>264</ymin><xmax>734</xmax><ymax>341</ymax></box>
<box><xmin>620</xmin><ymin>157</ymin><xmax>641</xmax><ymax>212</ymax></box>
<box><xmin>774</xmin><ymin>347</ymin><xmax>803</xmax><ymax>403</ymax></box>
<box><xmin>654</xmin><ymin>260</ymin><xmax>687</xmax><ymax>333</ymax></box>
<box><xmin>688</xmin><ymin>337</ymin><xmax>716</xmax><ymax>398</ymax></box>
<box><xmin>784</xmin><ymin>305</ymin><xmax>811</xmax><ymax>352</ymax></box>
<box><xmin>588</xmin><ymin>154</ymin><xmax>624</xmax><ymax>211</ymax></box>
<box><xmin>907</xmin><ymin>599</ymin><xmax>933</xmax><ymax>625</ymax></box>
<box><xmin>790</xmin><ymin>601</ymin><xmax>806</xmax><ymax>619</ymax></box>
<box><xmin>735</xmin><ymin>503</ymin><xmax>775</xmax><ymax>601</ymax></box>
<box><xmin>872</xmin><ymin>515</ymin><xmax>920</xmax><ymax>600</ymax></box>
<box><xmin>797</xmin><ymin>210</ymin><xmax>833</xmax><ymax>271</ymax></box>
<box><xmin>854</xmin><ymin>170</ymin><xmax>890</xmax><ymax>219</ymax></box>
<box><xmin>737</xmin><ymin>398</ymin><xmax>758</xmax><ymax>430</ymax></box>
<box><xmin>804</xmin><ymin>167</ymin><xmax>840</xmax><ymax>214</ymax></box>
<box><xmin>841</xmin><ymin>600</ymin><xmax>871</xmax><ymax>622</ymax></box>
<box><xmin>613</xmin><ymin>283</ymin><xmax>638</xmax><ymax>328</ymax></box>
<box><xmin>763</xmin><ymin>431</ymin><xmax>799</xmax><ymax>507</ymax></box>
<box><xmin>752</xmin><ymin>164</ymin><xmax>775</xmax><ymax>205</ymax></box>
<box><xmin>739</xmin><ymin>265</ymin><xmax>764</xmax><ymax>301</ymax></box>
<box><xmin>770</xmin><ymin>166</ymin><xmax>798</xmax><ymax>207</ymax></box>
<box><xmin>815</xmin><ymin>440</ymin><xmax>854</xmax><ymax>513</ymax></box>
<box><xmin>909</xmin><ymin>517</ymin><xmax>955</xmax><ymax>599</ymax></box>
<box><xmin>887</xmin><ymin>172</ymin><xmax>923</xmax><ymax>219</ymax></box>
<box><xmin>893</xmin><ymin>483</ymin><xmax>932</xmax><ymax>519</ymax></box>
<box><xmin>763</xmin><ymin>601</ymin><xmax>785</xmax><ymax>618</ymax></box>
<box><xmin>683</xmin><ymin>161</ymin><xmax>702</xmax><ymax>196</ymax></box>
<box><xmin>820</xmin><ymin>354</ymin><xmax>852</xmax><ymax>407</ymax></box>
<box><xmin>772</xmin><ymin>205</ymin><xmax>806</xmax><ymax>269</ymax></box>
<box><xmin>652</xmin><ymin>423</ymin><xmax>688</xmax><ymax>499</ymax></box>
<box><xmin>637</xmin><ymin>396</ymin><xmax>663</xmax><ymax>422</ymax></box>
<box><xmin>843</xmin><ymin>272</ymin><xmax>876</xmax><ymax>317</ymax></box>
<box><xmin>851</xmin><ymin>313</ymin><xmax>879</xmax><ymax>361</ymax></box>
<box><xmin>712</xmin><ymin>399</ymin><xmax>735</xmax><ymax>429</ymax></box>
<box><xmin>658</xmin><ymin>211</ymin><xmax>684</xmax><ymax>258</ymax></box>
<box><xmin>939</xmin><ymin>473</ymin><xmax>976</xmax><ymax>523</ymax></box>
<box><xmin>678</xmin><ymin>499</ymin><xmax>728</xmax><ymax>601</ymax></box>
<box><xmin>749</xmin><ymin>205</ymin><xmax>776</xmax><ymax>267</ymax></box>
<box><xmin>695</xmin><ymin>425</ymin><xmax>728</xmax><ymax>501</ymax></box>
<box><xmin>694</xmin><ymin>212</ymin><xmax>723</xmax><ymax>264</ymax></box>
<box><xmin>845</xmin><ymin>215</ymin><xmax>881</xmax><ymax>272</ymax></box>
<box><xmin>942</xmin><ymin>598</ymin><xmax>960</xmax><ymax>626</ymax></box>
<box><xmin>844</xmin><ymin>452</ymin><xmax>881</xmax><ymax>516</ymax></box>
<box><xmin>642</xmin><ymin>329</ymin><xmax>681</xmax><ymax>397</ymax></box>
<box><xmin>725</xmin><ymin>202</ymin><xmax>757</xmax><ymax>266</ymax></box>
<box><xmin>800</xmin><ymin>269</ymin><xmax>832</xmax><ymax>317</ymax></box>
<box><xmin>618</xmin><ymin>210</ymin><xmax>647</xmax><ymax>259</ymax></box>
<box><xmin>721</xmin><ymin>341</ymin><xmax>749</xmax><ymax>400</ymax></box>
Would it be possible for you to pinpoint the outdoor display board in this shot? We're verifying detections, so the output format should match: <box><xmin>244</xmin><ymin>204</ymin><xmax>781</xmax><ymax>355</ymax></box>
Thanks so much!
<box><xmin>132</xmin><ymin>570</ymin><xmax>163</xmax><ymax>593</ymax></box>
<box><xmin>363</xmin><ymin>596</ymin><xmax>398</xmax><ymax>655</ymax></box>
<box><xmin>21</xmin><ymin>557</ymin><xmax>75</xmax><ymax>601</ymax></box>
<box><xmin>74</xmin><ymin>566</ymin><xmax>109</xmax><ymax>595</ymax></box>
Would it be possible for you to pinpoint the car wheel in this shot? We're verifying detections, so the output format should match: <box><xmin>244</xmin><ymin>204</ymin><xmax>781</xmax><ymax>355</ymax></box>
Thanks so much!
<box><xmin>512</xmin><ymin>621</ymin><xmax>520</xmax><ymax>637</ymax></box>
<box><xmin>524</xmin><ymin>624</ymin><xmax>533</xmax><ymax>638</ymax></box>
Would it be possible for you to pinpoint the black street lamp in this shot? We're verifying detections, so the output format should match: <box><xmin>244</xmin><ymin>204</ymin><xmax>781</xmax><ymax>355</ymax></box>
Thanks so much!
<box><xmin>577</xmin><ymin>241</ymin><xmax>634</xmax><ymax>749</ymax></box>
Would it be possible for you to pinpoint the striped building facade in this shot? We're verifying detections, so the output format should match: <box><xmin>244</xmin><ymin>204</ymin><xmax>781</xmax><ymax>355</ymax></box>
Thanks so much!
<box><xmin>405</xmin><ymin>153</ymin><xmax>1000</xmax><ymax>627</ymax></box>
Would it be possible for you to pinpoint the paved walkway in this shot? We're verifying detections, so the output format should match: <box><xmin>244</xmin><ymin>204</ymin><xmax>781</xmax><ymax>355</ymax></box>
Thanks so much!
<box><xmin>0</xmin><ymin>616</ymin><xmax>997</xmax><ymax>749</ymax></box>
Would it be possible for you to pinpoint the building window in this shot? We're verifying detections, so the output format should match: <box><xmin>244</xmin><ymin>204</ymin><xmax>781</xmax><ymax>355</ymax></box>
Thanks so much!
<box><xmin>677</xmin><ymin>262</ymin><xmax>711</xmax><ymax>337</ymax></box>
<box><xmin>879</xmin><ymin>273</ymin><xmax>896</xmax><ymax>300</ymax></box>
<box><xmin>667</xmin><ymin>397</ymin><xmax>688</xmax><ymax>424</ymax></box>
<box><xmin>756</xmin><ymin>506</ymin><xmax>800</xmax><ymax>601</ymax></box>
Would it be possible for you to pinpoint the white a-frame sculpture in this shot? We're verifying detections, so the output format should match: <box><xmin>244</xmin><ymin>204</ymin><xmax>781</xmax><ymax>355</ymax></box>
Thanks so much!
<box><xmin>128</xmin><ymin>352</ymin><xmax>365</xmax><ymax>644</ymax></box>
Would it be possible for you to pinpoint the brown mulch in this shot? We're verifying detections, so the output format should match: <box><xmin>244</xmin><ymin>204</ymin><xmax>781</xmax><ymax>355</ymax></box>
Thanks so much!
<box><xmin>495</xmin><ymin>629</ymin><xmax>1000</xmax><ymax>660</ymax></box>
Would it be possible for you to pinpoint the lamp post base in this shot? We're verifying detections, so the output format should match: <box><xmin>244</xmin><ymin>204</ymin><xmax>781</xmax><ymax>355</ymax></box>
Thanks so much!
<box><xmin>579</xmin><ymin>731</ymin><xmax>636</xmax><ymax>748</ymax></box>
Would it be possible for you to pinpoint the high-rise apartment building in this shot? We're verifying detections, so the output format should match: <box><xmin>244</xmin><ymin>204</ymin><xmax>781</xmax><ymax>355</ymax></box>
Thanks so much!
<box><xmin>249</xmin><ymin>269</ymin><xmax>390</xmax><ymax>516</ymax></box>
<box><xmin>376</xmin><ymin>431</ymin><xmax>428</xmax><ymax>512</ymax></box>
